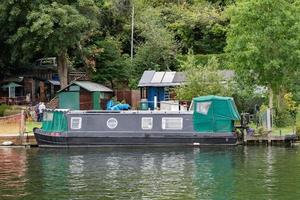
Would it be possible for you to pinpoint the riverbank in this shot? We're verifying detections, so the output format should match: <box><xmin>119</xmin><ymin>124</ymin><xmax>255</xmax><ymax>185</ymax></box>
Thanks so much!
<box><xmin>0</xmin><ymin>135</ymin><xmax>37</xmax><ymax>146</ymax></box>
<box><xmin>0</xmin><ymin>121</ymin><xmax>40</xmax><ymax>146</ymax></box>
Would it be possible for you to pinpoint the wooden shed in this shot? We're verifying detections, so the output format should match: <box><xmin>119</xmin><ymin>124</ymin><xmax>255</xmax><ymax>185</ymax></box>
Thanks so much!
<box><xmin>57</xmin><ymin>81</ymin><xmax>113</xmax><ymax>110</ymax></box>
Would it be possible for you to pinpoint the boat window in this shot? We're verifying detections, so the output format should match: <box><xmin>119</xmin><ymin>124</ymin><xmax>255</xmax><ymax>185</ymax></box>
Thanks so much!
<box><xmin>142</xmin><ymin>117</ymin><xmax>153</xmax><ymax>130</ymax></box>
<box><xmin>162</xmin><ymin>118</ymin><xmax>183</xmax><ymax>130</ymax></box>
<box><xmin>44</xmin><ymin>112</ymin><xmax>53</xmax><ymax>121</ymax></box>
<box><xmin>196</xmin><ymin>102</ymin><xmax>211</xmax><ymax>115</ymax></box>
<box><xmin>71</xmin><ymin>117</ymin><xmax>82</xmax><ymax>129</ymax></box>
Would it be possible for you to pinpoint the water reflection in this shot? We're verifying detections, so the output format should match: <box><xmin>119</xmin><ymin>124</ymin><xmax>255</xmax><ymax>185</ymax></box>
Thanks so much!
<box><xmin>0</xmin><ymin>148</ymin><xmax>27</xmax><ymax>199</ymax></box>
<box><xmin>1</xmin><ymin>146</ymin><xmax>300</xmax><ymax>199</ymax></box>
<box><xmin>68</xmin><ymin>155</ymin><xmax>86</xmax><ymax>192</ymax></box>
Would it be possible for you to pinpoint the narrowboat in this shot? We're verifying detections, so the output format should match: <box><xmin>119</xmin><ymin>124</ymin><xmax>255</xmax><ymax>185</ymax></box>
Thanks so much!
<box><xmin>34</xmin><ymin>96</ymin><xmax>241</xmax><ymax>147</ymax></box>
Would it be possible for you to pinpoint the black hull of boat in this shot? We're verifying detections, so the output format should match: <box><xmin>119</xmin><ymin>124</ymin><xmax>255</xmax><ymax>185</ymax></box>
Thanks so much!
<box><xmin>34</xmin><ymin>129</ymin><xmax>237</xmax><ymax>147</ymax></box>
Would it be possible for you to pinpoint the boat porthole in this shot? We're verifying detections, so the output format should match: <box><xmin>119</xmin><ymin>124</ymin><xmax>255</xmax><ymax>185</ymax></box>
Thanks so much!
<box><xmin>107</xmin><ymin>118</ymin><xmax>118</xmax><ymax>129</ymax></box>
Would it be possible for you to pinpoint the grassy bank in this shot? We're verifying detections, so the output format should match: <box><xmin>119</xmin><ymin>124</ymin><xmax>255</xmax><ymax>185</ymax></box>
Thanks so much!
<box><xmin>26</xmin><ymin>121</ymin><xmax>41</xmax><ymax>135</ymax></box>
<box><xmin>0</xmin><ymin>105</ymin><xmax>24</xmax><ymax>116</ymax></box>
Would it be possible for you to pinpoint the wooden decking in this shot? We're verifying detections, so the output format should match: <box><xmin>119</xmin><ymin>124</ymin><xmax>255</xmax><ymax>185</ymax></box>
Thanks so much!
<box><xmin>244</xmin><ymin>134</ymin><xmax>297</xmax><ymax>145</ymax></box>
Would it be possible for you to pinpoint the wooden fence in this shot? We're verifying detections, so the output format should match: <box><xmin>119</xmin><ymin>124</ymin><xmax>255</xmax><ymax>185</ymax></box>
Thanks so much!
<box><xmin>115</xmin><ymin>90</ymin><xmax>140</xmax><ymax>109</ymax></box>
<box><xmin>0</xmin><ymin>112</ymin><xmax>24</xmax><ymax>135</ymax></box>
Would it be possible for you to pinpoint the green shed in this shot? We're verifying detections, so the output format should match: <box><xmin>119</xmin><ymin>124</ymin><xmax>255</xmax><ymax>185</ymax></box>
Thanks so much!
<box><xmin>57</xmin><ymin>81</ymin><xmax>113</xmax><ymax>110</ymax></box>
<box><xmin>193</xmin><ymin>95</ymin><xmax>240</xmax><ymax>133</ymax></box>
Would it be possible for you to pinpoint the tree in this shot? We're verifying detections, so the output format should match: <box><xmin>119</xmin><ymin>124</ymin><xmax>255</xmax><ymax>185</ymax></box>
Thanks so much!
<box><xmin>132</xmin><ymin>6</ymin><xmax>178</xmax><ymax>78</ymax></box>
<box><xmin>161</xmin><ymin>2</ymin><xmax>228</xmax><ymax>54</ymax></box>
<box><xmin>231</xmin><ymin>78</ymin><xmax>267</xmax><ymax>113</ymax></box>
<box><xmin>9</xmin><ymin>0</ymin><xmax>99</xmax><ymax>88</ymax></box>
<box><xmin>0</xmin><ymin>1</ymin><xmax>37</xmax><ymax>78</ymax></box>
<box><xmin>88</xmin><ymin>37</ymin><xmax>131</xmax><ymax>88</ymax></box>
<box><xmin>225</xmin><ymin>0</ymin><xmax>300</xmax><ymax>108</ymax></box>
<box><xmin>175</xmin><ymin>54</ymin><xmax>230</xmax><ymax>100</ymax></box>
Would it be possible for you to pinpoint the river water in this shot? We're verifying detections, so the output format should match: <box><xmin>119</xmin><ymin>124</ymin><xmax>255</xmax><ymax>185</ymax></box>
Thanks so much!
<box><xmin>0</xmin><ymin>146</ymin><xmax>300</xmax><ymax>200</ymax></box>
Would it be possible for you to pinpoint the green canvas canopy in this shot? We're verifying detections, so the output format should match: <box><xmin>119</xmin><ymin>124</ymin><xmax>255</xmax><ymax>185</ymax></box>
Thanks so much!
<box><xmin>42</xmin><ymin>110</ymin><xmax>68</xmax><ymax>132</ymax></box>
<box><xmin>193</xmin><ymin>95</ymin><xmax>240</xmax><ymax>133</ymax></box>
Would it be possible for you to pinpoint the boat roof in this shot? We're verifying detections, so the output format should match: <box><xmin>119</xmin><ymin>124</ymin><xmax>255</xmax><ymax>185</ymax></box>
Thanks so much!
<box><xmin>193</xmin><ymin>95</ymin><xmax>240</xmax><ymax>121</ymax></box>
<box><xmin>193</xmin><ymin>95</ymin><xmax>234</xmax><ymax>101</ymax></box>
<box><xmin>68</xmin><ymin>110</ymin><xmax>193</xmax><ymax>115</ymax></box>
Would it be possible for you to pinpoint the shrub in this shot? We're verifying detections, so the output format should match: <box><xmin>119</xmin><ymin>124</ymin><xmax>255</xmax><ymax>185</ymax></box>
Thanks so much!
<box><xmin>0</xmin><ymin>105</ymin><xmax>22</xmax><ymax>116</ymax></box>
<box><xmin>0</xmin><ymin>104</ymin><xmax>9</xmax><ymax>117</ymax></box>
<box><xmin>274</xmin><ymin>108</ymin><xmax>293</xmax><ymax>128</ymax></box>
<box><xmin>295</xmin><ymin>125</ymin><xmax>300</xmax><ymax>138</ymax></box>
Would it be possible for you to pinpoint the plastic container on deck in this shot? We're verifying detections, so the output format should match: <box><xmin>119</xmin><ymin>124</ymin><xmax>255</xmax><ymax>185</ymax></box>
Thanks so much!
<box><xmin>139</xmin><ymin>99</ymin><xmax>149</xmax><ymax>110</ymax></box>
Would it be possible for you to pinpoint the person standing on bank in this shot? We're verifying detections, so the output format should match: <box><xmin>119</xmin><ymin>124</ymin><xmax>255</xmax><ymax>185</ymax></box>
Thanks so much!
<box><xmin>38</xmin><ymin>102</ymin><xmax>46</xmax><ymax>122</ymax></box>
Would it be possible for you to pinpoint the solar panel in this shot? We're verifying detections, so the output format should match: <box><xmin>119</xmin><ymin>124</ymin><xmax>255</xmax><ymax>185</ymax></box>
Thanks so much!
<box><xmin>162</xmin><ymin>72</ymin><xmax>176</xmax><ymax>83</ymax></box>
<box><xmin>151</xmin><ymin>72</ymin><xmax>165</xmax><ymax>83</ymax></box>
<box><xmin>139</xmin><ymin>71</ymin><xmax>155</xmax><ymax>84</ymax></box>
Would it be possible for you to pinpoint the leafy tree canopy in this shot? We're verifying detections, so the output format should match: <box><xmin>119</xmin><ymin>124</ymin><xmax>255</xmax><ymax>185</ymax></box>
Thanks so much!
<box><xmin>5</xmin><ymin>0</ymin><xmax>99</xmax><ymax>88</ymax></box>
<box><xmin>226</xmin><ymin>0</ymin><xmax>300</xmax><ymax>95</ymax></box>
<box><xmin>89</xmin><ymin>37</ymin><xmax>131</xmax><ymax>88</ymax></box>
<box><xmin>133</xmin><ymin>6</ymin><xmax>178</xmax><ymax>75</ymax></box>
<box><xmin>175</xmin><ymin>54</ymin><xmax>231</xmax><ymax>100</ymax></box>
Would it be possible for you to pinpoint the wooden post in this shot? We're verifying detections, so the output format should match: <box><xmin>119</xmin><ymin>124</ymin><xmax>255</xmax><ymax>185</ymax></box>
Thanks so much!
<box><xmin>243</xmin><ymin>128</ymin><xmax>247</xmax><ymax>145</ymax></box>
<box><xmin>39</xmin><ymin>81</ymin><xmax>46</xmax><ymax>102</ymax></box>
<box><xmin>31</xmin><ymin>79</ymin><xmax>36</xmax><ymax>103</ymax></box>
<box><xmin>267</xmin><ymin>108</ymin><xmax>272</xmax><ymax>131</ymax></box>
<box><xmin>20</xmin><ymin>110</ymin><xmax>25</xmax><ymax>145</ymax></box>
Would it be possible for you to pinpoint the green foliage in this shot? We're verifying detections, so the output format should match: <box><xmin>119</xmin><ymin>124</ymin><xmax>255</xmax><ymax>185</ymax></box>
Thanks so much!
<box><xmin>231</xmin><ymin>79</ymin><xmax>267</xmax><ymax>113</ymax></box>
<box><xmin>284</xmin><ymin>93</ymin><xmax>297</xmax><ymax>119</ymax></box>
<box><xmin>133</xmin><ymin>6</ymin><xmax>178</xmax><ymax>76</ymax></box>
<box><xmin>0</xmin><ymin>104</ymin><xmax>9</xmax><ymax>117</ymax></box>
<box><xmin>0</xmin><ymin>0</ymin><xmax>235</xmax><ymax>90</ymax></box>
<box><xmin>4</xmin><ymin>0</ymin><xmax>99</xmax><ymax>88</ymax></box>
<box><xmin>177</xmin><ymin>53</ymin><xmax>228</xmax><ymax>69</ymax></box>
<box><xmin>175</xmin><ymin>54</ymin><xmax>230</xmax><ymax>100</ymax></box>
<box><xmin>9</xmin><ymin>1</ymin><xmax>99</xmax><ymax>55</ymax></box>
<box><xmin>0</xmin><ymin>105</ymin><xmax>22</xmax><ymax>116</ymax></box>
<box><xmin>274</xmin><ymin>109</ymin><xmax>294</xmax><ymax>128</ymax></box>
<box><xmin>161</xmin><ymin>2</ymin><xmax>228</xmax><ymax>54</ymax></box>
<box><xmin>89</xmin><ymin>37</ymin><xmax>131</xmax><ymax>88</ymax></box>
<box><xmin>295</xmin><ymin>106</ymin><xmax>300</xmax><ymax>137</ymax></box>
<box><xmin>0</xmin><ymin>1</ymin><xmax>37</xmax><ymax>77</ymax></box>
<box><xmin>225</xmin><ymin>0</ymin><xmax>300</xmax><ymax>94</ymax></box>
<box><xmin>272</xmin><ymin>92</ymin><xmax>298</xmax><ymax>127</ymax></box>
<box><xmin>258</xmin><ymin>93</ymin><xmax>297</xmax><ymax>128</ymax></box>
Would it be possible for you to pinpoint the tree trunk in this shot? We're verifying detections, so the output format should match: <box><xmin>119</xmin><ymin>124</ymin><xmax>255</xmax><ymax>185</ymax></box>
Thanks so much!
<box><xmin>268</xmin><ymin>87</ymin><xmax>273</xmax><ymax>109</ymax></box>
<box><xmin>57</xmin><ymin>51</ymin><xmax>69</xmax><ymax>89</ymax></box>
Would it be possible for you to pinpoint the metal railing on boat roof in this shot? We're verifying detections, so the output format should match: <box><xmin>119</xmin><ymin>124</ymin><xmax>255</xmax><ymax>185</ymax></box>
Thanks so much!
<box><xmin>45</xmin><ymin>109</ymin><xmax>69</xmax><ymax>112</ymax></box>
<box><xmin>68</xmin><ymin>110</ymin><xmax>193</xmax><ymax>115</ymax></box>
<box><xmin>138</xmin><ymin>99</ymin><xmax>193</xmax><ymax>111</ymax></box>
<box><xmin>67</xmin><ymin>110</ymin><xmax>121</xmax><ymax>114</ymax></box>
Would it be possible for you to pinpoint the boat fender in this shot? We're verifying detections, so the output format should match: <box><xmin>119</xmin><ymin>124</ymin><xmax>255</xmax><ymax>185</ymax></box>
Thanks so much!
<box><xmin>2</xmin><ymin>141</ymin><xmax>13</xmax><ymax>146</ymax></box>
